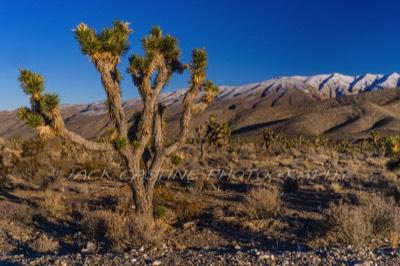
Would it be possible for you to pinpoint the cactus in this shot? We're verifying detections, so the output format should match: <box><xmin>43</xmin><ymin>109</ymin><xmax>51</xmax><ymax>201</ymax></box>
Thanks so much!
<box><xmin>17</xmin><ymin>21</ymin><xmax>218</xmax><ymax>220</ymax></box>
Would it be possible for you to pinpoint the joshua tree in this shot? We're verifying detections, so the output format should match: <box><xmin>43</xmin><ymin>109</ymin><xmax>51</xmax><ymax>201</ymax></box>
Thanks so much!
<box><xmin>196</xmin><ymin>115</ymin><xmax>231</xmax><ymax>160</ymax></box>
<box><xmin>17</xmin><ymin>21</ymin><xmax>219</xmax><ymax>220</ymax></box>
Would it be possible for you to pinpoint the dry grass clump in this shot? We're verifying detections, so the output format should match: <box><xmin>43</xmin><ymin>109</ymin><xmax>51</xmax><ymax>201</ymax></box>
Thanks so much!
<box><xmin>155</xmin><ymin>187</ymin><xmax>208</xmax><ymax>223</ymax></box>
<box><xmin>80</xmin><ymin>208</ymin><xmax>165</xmax><ymax>251</ymax></box>
<box><xmin>29</xmin><ymin>234</ymin><xmax>60</xmax><ymax>253</ymax></box>
<box><xmin>244</xmin><ymin>186</ymin><xmax>282</xmax><ymax>219</ymax></box>
<box><xmin>0</xmin><ymin>201</ymin><xmax>36</xmax><ymax>225</ymax></box>
<box><xmin>325</xmin><ymin>192</ymin><xmax>400</xmax><ymax>246</ymax></box>
<box><xmin>38</xmin><ymin>190</ymin><xmax>69</xmax><ymax>219</ymax></box>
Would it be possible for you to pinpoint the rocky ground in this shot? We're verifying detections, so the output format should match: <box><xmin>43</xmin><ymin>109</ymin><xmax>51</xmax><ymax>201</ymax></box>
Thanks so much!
<box><xmin>1</xmin><ymin>140</ymin><xmax>400</xmax><ymax>265</ymax></box>
<box><xmin>1</xmin><ymin>242</ymin><xmax>400</xmax><ymax>265</ymax></box>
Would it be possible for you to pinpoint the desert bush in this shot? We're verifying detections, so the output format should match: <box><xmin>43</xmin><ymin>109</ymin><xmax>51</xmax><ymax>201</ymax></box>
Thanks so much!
<box><xmin>155</xmin><ymin>187</ymin><xmax>208</xmax><ymax>222</ymax></box>
<box><xmin>80</xmin><ymin>209</ymin><xmax>164</xmax><ymax>251</ymax></box>
<box><xmin>263</xmin><ymin>129</ymin><xmax>284</xmax><ymax>152</ymax></box>
<box><xmin>325</xmin><ymin>192</ymin><xmax>400</xmax><ymax>246</ymax></box>
<box><xmin>244</xmin><ymin>186</ymin><xmax>282</xmax><ymax>219</ymax></box>
<box><xmin>154</xmin><ymin>205</ymin><xmax>168</xmax><ymax>220</ymax></box>
<box><xmin>335</xmin><ymin>140</ymin><xmax>357</xmax><ymax>154</ymax></box>
<box><xmin>38</xmin><ymin>190</ymin><xmax>69</xmax><ymax>218</ymax></box>
<box><xmin>170</xmin><ymin>153</ymin><xmax>184</xmax><ymax>165</ymax></box>
<box><xmin>174</xmin><ymin>192</ymin><xmax>208</xmax><ymax>222</ymax></box>
<box><xmin>0</xmin><ymin>201</ymin><xmax>36</xmax><ymax>225</ymax></box>
<box><xmin>29</xmin><ymin>234</ymin><xmax>60</xmax><ymax>253</ymax></box>
<box><xmin>315</xmin><ymin>135</ymin><xmax>329</xmax><ymax>149</ymax></box>
<box><xmin>384</xmin><ymin>135</ymin><xmax>400</xmax><ymax>157</ymax></box>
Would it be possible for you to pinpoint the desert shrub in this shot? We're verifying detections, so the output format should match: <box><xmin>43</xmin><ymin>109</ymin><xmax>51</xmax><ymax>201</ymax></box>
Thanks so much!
<box><xmin>244</xmin><ymin>186</ymin><xmax>282</xmax><ymax>219</ymax></box>
<box><xmin>174</xmin><ymin>193</ymin><xmax>208</xmax><ymax>222</ymax></box>
<box><xmin>296</xmin><ymin>134</ymin><xmax>310</xmax><ymax>148</ymax></box>
<box><xmin>155</xmin><ymin>187</ymin><xmax>208</xmax><ymax>222</ymax></box>
<box><xmin>325</xmin><ymin>193</ymin><xmax>400</xmax><ymax>246</ymax></box>
<box><xmin>80</xmin><ymin>210</ymin><xmax>108</xmax><ymax>240</ymax></box>
<box><xmin>335</xmin><ymin>140</ymin><xmax>357</xmax><ymax>154</ymax></box>
<box><xmin>0</xmin><ymin>201</ymin><xmax>36</xmax><ymax>225</ymax></box>
<box><xmin>315</xmin><ymin>135</ymin><xmax>329</xmax><ymax>149</ymax></box>
<box><xmin>384</xmin><ymin>135</ymin><xmax>400</xmax><ymax>157</ymax></box>
<box><xmin>263</xmin><ymin>129</ymin><xmax>284</xmax><ymax>152</ymax></box>
<box><xmin>229</xmin><ymin>136</ymin><xmax>247</xmax><ymax>154</ymax></box>
<box><xmin>154</xmin><ymin>205</ymin><xmax>168</xmax><ymax>220</ymax></box>
<box><xmin>38</xmin><ymin>190</ymin><xmax>69</xmax><ymax>218</ymax></box>
<box><xmin>170</xmin><ymin>153</ymin><xmax>184</xmax><ymax>165</ymax></box>
<box><xmin>29</xmin><ymin>234</ymin><xmax>60</xmax><ymax>253</ymax></box>
<box><xmin>81</xmin><ymin>209</ymin><xmax>163</xmax><ymax>251</ymax></box>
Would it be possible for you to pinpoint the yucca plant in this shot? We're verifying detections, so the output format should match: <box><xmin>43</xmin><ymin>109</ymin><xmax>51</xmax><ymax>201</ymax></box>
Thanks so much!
<box><xmin>42</xmin><ymin>93</ymin><xmax>60</xmax><ymax>112</ymax></box>
<box><xmin>18</xmin><ymin>21</ymin><xmax>218</xmax><ymax>222</ymax></box>
<box><xmin>196</xmin><ymin>115</ymin><xmax>231</xmax><ymax>160</ymax></box>
<box><xmin>25</xmin><ymin>112</ymin><xmax>44</xmax><ymax>128</ymax></box>
<box><xmin>315</xmin><ymin>135</ymin><xmax>329</xmax><ymax>149</ymax></box>
<box><xmin>385</xmin><ymin>135</ymin><xmax>400</xmax><ymax>157</ymax></box>
<box><xmin>114</xmin><ymin>135</ymin><xmax>129</xmax><ymax>150</ymax></box>
<box><xmin>263</xmin><ymin>129</ymin><xmax>283</xmax><ymax>152</ymax></box>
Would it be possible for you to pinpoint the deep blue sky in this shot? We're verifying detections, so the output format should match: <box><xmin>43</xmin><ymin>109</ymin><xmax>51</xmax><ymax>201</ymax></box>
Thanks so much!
<box><xmin>1</xmin><ymin>0</ymin><xmax>399</xmax><ymax>110</ymax></box>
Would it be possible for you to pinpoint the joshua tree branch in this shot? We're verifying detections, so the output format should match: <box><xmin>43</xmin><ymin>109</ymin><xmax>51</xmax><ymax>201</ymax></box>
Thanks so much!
<box><xmin>98</xmin><ymin>62</ymin><xmax>128</xmax><ymax>137</ymax></box>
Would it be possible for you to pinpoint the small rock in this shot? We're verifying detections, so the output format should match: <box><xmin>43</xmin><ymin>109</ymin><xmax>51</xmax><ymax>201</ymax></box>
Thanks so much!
<box><xmin>176</xmin><ymin>244</ymin><xmax>186</xmax><ymax>250</ymax></box>
<box><xmin>258</xmin><ymin>254</ymin><xmax>270</xmax><ymax>261</ymax></box>
<box><xmin>139</xmin><ymin>246</ymin><xmax>145</xmax><ymax>252</ymax></box>
<box><xmin>131</xmin><ymin>258</ymin><xmax>137</xmax><ymax>263</ymax></box>
<box><xmin>183</xmin><ymin>221</ymin><xmax>197</xmax><ymax>230</ymax></box>
<box><xmin>82</xmin><ymin>242</ymin><xmax>96</xmax><ymax>253</ymax></box>
<box><xmin>153</xmin><ymin>260</ymin><xmax>162</xmax><ymax>266</ymax></box>
<box><xmin>235</xmin><ymin>245</ymin><xmax>241</xmax><ymax>250</ymax></box>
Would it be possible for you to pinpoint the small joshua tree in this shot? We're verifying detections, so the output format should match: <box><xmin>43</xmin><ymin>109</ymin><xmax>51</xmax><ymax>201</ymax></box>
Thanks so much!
<box><xmin>196</xmin><ymin>115</ymin><xmax>231</xmax><ymax>160</ymax></box>
<box><xmin>17</xmin><ymin>21</ymin><xmax>219</xmax><ymax>220</ymax></box>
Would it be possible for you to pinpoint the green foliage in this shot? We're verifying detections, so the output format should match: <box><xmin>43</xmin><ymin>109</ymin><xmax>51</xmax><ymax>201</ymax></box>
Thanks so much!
<box><xmin>384</xmin><ymin>135</ymin><xmax>400</xmax><ymax>157</ymax></box>
<box><xmin>18</xmin><ymin>68</ymin><xmax>45</xmax><ymax>97</ymax></box>
<box><xmin>132</xmin><ymin>139</ymin><xmax>140</xmax><ymax>150</ymax></box>
<box><xmin>114</xmin><ymin>135</ymin><xmax>129</xmax><ymax>150</ymax></box>
<box><xmin>105</xmin><ymin>128</ymin><xmax>116</xmax><ymax>138</ymax></box>
<box><xmin>190</xmin><ymin>48</ymin><xmax>208</xmax><ymax>84</ymax></box>
<box><xmin>204</xmin><ymin>80</ymin><xmax>219</xmax><ymax>94</ymax></box>
<box><xmin>73</xmin><ymin>21</ymin><xmax>133</xmax><ymax>58</ymax></box>
<box><xmin>17</xmin><ymin>107</ymin><xmax>30</xmax><ymax>120</ymax></box>
<box><xmin>25</xmin><ymin>112</ymin><xmax>44</xmax><ymax>128</ymax></box>
<box><xmin>370</xmin><ymin>131</ymin><xmax>381</xmax><ymax>148</ymax></box>
<box><xmin>170</xmin><ymin>153</ymin><xmax>184</xmax><ymax>165</ymax></box>
<box><xmin>42</xmin><ymin>93</ymin><xmax>60</xmax><ymax>112</ymax></box>
<box><xmin>127</xmin><ymin>26</ymin><xmax>184</xmax><ymax>86</ymax></box>
<box><xmin>297</xmin><ymin>135</ymin><xmax>310</xmax><ymax>147</ymax></box>
<box><xmin>315</xmin><ymin>135</ymin><xmax>329</xmax><ymax>149</ymax></box>
<box><xmin>335</xmin><ymin>140</ymin><xmax>357</xmax><ymax>154</ymax></box>
<box><xmin>197</xmin><ymin>115</ymin><xmax>231</xmax><ymax>147</ymax></box>
<box><xmin>263</xmin><ymin>129</ymin><xmax>284</xmax><ymax>151</ymax></box>
<box><xmin>154</xmin><ymin>205</ymin><xmax>168</xmax><ymax>220</ymax></box>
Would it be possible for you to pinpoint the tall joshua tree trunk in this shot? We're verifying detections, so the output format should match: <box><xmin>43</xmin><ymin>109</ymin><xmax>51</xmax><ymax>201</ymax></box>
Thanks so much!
<box><xmin>17</xmin><ymin>21</ymin><xmax>219</xmax><ymax>221</ymax></box>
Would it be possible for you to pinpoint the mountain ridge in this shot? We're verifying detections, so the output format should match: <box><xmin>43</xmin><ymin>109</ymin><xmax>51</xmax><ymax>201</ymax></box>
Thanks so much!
<box><xmin>1</xmin><ymin>72</ymin><xmax>400</xmax><ymax>140</ymax></box>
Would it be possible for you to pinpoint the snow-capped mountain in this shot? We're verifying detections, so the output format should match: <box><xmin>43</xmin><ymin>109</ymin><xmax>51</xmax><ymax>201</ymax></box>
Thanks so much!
<box><xmin>217</xmin><ymin>72</ymin><xmax>400</xmax><ymax>101</ymax></box>
<box><xmin>60</xmin><ymin>73</ymin><xmax>400</xmax><ymax>116</ymax></box>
